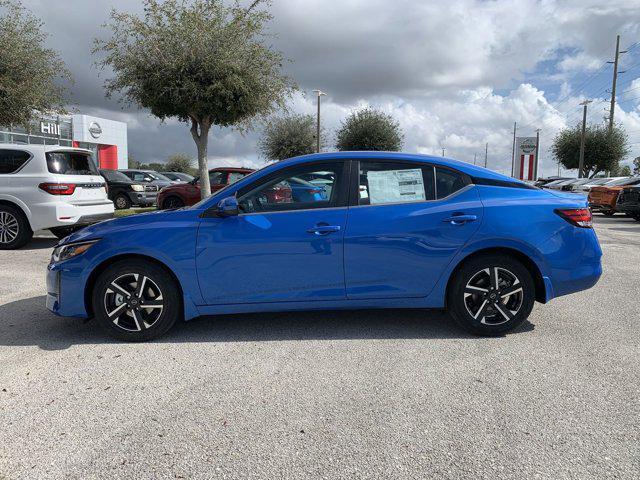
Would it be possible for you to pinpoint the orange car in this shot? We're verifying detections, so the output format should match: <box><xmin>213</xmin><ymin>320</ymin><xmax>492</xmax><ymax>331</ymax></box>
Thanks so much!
<box><xmin>588</xmin><ymin>177</ymin><xmax>640</xmax><ymax>215</ymax></box>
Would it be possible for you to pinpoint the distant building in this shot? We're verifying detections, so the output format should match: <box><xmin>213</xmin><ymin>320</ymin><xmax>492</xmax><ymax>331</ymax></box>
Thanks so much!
<box><xmin>0</xmin><ymin>113</ymin><xmax>128</xmax><ymax>169</ymax></box>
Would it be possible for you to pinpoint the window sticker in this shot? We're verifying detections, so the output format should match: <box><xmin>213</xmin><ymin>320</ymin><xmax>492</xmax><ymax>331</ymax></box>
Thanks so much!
<box><xmin>366</xmin><ymin>169</ymin><xmax>426</xmax><ymax>204</ymax></box>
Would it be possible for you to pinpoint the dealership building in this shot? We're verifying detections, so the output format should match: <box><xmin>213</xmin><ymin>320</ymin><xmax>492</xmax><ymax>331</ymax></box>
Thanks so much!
<box><xmin>0</xmin><ymin>113</ymin><xmax>128</xmax><ymax>169</ymax></box>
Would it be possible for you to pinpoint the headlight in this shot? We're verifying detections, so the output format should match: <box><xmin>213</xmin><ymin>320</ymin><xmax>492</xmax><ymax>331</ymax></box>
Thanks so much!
<box><xmin>131</xmin><ymin>184</ymin><xmax>144</xmax><ymax>192</ymax></box>
<box><xmin>51</xmin><ymin>240</ymin><xmax>99</xmax><ymax>263</ymax></box>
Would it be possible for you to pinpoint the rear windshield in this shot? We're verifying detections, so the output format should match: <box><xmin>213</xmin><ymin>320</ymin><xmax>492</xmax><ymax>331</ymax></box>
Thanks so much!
<box><xmin>46</xmin><ymin>151</ymin><xmax>99</xmax><ymax>175</ymax></box>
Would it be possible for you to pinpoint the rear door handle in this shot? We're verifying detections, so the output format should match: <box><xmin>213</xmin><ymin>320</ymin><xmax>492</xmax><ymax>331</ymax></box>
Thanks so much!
<box><xmin>442</xmin><ymin>214</ymin><xmax>477</xmax><ymax>225</ymax></box>
<box><xmin>307</xmin><ymin>225</ymin><xmax>341</xmax><ymax>235</ymax></box>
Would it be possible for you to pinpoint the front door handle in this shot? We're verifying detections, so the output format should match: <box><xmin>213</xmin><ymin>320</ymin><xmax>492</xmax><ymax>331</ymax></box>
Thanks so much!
<box><xmin>307</xmin><ymin>225</ymin><xmax>341</xmax><ymax>235</ymax></box>
<box><xmin>442</xmin><ymin>214</ymin><xmax>477</xmax><ymax>225</ymax></box>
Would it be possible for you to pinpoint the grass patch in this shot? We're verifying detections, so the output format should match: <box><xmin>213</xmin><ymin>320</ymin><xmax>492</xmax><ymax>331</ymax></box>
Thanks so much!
<box><xmin>114</xmin><ymin>207</ymin><xmax>157</xmax><ymax>218</ymax></box>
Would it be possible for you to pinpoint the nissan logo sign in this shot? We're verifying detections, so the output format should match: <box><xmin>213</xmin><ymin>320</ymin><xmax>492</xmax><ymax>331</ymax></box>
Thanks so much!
<box><xmin>88</xmin><ymin>122</ymin><xmax>102</xmax><ymax>139</ymax></box>
<box><xmin>520</xmin><ymin>139</ymin><xmax>536</xmax><ymax>154</ymax></box>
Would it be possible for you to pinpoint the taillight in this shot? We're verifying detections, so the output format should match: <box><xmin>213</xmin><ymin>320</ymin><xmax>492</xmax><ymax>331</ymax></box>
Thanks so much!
<box><xmin>38</xmin><ymin>183</ymin><xmax>76</xmax><ymax>195</ymax></box>
<box><xmin>555</xmin><ymin>208</ymin><xmax>593</xmax><ymax>228</ymax></box>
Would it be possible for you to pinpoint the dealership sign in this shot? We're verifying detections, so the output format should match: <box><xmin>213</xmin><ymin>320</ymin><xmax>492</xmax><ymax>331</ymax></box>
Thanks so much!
<box><xmin>513</xmin><ymin>137</ymin><xmax>538</xmax><ymax>181</ymax></box>
<box><xmin>88</xmin><ymin>122</ymin><xmax>102</xmax><ymax>139</ymax></box>
<box><xmin>40</xmin><ymin>122</ymin><xmax>60</xmax><ymax>136</ymax></box>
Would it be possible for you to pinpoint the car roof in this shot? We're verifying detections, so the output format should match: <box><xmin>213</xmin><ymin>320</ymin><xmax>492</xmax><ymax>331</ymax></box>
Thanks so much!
<box><xmin>270</xmin><ymin>151</ymin><xmax>523</xmax><ymax>183</ymax></box>
<box><xmin>0</xmin><ymin>143</ymin><xmax>93</xmax><ymax>154</ymax></box>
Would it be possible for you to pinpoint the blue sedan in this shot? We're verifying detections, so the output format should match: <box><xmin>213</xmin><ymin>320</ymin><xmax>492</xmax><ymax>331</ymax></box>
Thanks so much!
<box><xmin>46</xmin><ymin>152</ymin><xmax>602</xmax><ymax>341</ymax></box>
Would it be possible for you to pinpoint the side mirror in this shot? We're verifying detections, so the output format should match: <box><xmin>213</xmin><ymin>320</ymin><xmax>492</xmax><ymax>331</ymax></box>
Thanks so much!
<box><xmin>216</xmin><ymin>196</ymin><xmax>239</xmax><ymax>217</ymax></box>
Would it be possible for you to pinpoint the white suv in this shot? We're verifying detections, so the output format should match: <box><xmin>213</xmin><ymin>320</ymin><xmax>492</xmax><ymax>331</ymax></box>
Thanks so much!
<box><xmin>0</xmin><ymin>144</ymin><xmax>114</xmax><ymax>249</ymax></box>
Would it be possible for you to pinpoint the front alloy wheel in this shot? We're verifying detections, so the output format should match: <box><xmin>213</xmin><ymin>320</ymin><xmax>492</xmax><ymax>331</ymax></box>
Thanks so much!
<box><xmin>92</xmin><ymin>259</ymin><xmax>181</xmax><ymax>341</ymax></box>
<box><xmin>104</xmin><ymin>273</ymin><xmax>164</xmax><ymax>332</ymax></box>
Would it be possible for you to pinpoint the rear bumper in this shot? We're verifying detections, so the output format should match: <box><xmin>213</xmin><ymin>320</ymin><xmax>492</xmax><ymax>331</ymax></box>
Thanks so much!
<box><xmin>31</xmin><ymin>200</ymin><xmax>114</xmax><ymax>231</ymax></box>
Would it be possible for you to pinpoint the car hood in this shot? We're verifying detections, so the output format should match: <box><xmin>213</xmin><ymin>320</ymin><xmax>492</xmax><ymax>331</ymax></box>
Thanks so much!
<box><xmin>59</xmin><ymin>208</ymin><xmax>198</xmax><ymax>245</ymax></box>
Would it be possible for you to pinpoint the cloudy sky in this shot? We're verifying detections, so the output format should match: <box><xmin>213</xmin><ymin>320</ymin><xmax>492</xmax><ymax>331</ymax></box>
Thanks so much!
<box><xmin>19</xmin><ymin>0</ymin><xmax>640</xmax><ymax>175</ymax></box>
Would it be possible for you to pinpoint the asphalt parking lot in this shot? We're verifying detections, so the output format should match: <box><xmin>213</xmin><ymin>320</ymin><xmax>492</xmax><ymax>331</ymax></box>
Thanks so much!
<box><xmin>0</xmin><ymin>217</ymin><xmax>639</xmax><ymax>479</ymax></box>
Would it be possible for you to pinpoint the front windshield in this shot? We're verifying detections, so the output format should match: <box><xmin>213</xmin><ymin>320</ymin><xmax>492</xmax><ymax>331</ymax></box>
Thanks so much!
<box><xmin>190</xmin><ymin>164</ymin><xmax>270</xmax><ymax>209</ymax></box>
<box><xmin>148</xmin><ymin>172</ymin><xmax>172</xmax><ymax>182</ymax></box>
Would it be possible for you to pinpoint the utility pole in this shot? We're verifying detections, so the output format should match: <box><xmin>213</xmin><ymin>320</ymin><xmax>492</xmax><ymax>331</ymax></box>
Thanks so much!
<box><xmin>607</xmin><ymin>35</ymin><xmax>627</xmax><ymax>134</ymax></box>
<box><xmin>511</xmin><ymin>122</ymin><xmax>517</xmax><ymax>177</ymax></box>
<box><xmin>484</xmin><ymin>142</ymin><xmax>488</xmax><ymax>168</ymax></box>
<box><xmin>578</xmin><ymin>100</ymin><xmax>592</xmax><ymax>178</ymax></box>
<box><xmin>312</xmin><ymin>90</ymin><xmax>327</xmax><ymax>153</ymax></box>
<box><xmin>473</xmin><ymin>153</ymin><xmax>477</xmax><ymax>165</ymax></box>
<box><xmin>534</xmin><ymin>128</ymin><xmax>540</xmax><ymax>181</ymax></box>
<box><xmin>441</xmin><ymin>148</ymin><xmax>445</xmax><ymax>157</ymax></box>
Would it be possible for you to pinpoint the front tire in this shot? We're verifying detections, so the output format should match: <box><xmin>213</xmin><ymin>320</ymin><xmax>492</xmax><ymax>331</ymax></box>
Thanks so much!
<box><xmin>162</xmin><ymin>196</ymin><xmax>184</xmax><ymax>210</ymax></box>
<box><xmin>0</xmin><ymin>204</ymin><xmax>32</xmax><ymax>249</ymax></box>
<box><xmin>91</xmin><ymin>259</ymin><xmax>182</xmax><ymax>341</ymax></box>
<box><xmin>447</xmin><ymin>254</ymin><xmax>535</xmax><ymax>336</ymax></box>
<box><xmin>114</xmin><ymin>193</ymin><xmax>131</xmax><ymax>210</ymax></box>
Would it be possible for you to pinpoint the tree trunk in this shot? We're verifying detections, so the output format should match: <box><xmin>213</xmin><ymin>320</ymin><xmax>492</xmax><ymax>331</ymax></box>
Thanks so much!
<box><xmin>190</xmin><ymin>117</ymin><xmax>211</xmax><ymax>199</ymax></box>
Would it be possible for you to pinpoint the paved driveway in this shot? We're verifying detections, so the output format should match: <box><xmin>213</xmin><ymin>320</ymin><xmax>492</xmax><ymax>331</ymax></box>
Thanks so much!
<box><xmin>1</xmin><ymin>217</ymin><xmax>639</xmax><ymax>479</ymax></box>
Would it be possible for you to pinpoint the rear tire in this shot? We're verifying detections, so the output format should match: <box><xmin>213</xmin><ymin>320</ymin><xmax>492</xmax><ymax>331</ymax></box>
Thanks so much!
<box><xmin>0</xmin><ymin>204</ymin><xmax>32</xmax><ymax>250</ymax></box>
<box><xmin>602</xmin><ymin>210</ymin><xmax>615</xmax><ymax>217</ymax></box>
<box><xmin>91</xmin><ymin>259</ymin><xmax>182</xmax><ymax>341</ymax></box>
<box><xmin>114</xmin><ymin>193</ymin><xmax>131</xmax><ymax>210</ymax></box>
<box><xmin>447</xmin><ymin>254</ymin><xmax>535</xmax><ymax>336</ymax></box>
<box><xmin>633</xmin><ymin>213</ymin><xmax>640</xmax><ymax>222</ymax></box>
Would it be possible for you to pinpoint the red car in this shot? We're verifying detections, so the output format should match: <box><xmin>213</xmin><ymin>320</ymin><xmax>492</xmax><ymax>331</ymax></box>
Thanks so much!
<box><xmin>157</xmin><ymin>167</ymin><xmax>253</xmax><ymax>209</ymax></box>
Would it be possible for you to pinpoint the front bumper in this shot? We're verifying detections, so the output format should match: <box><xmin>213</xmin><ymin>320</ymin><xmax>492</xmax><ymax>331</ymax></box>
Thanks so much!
<box><xmin>615</xmin><ymin>202</ymin><xmax>640</xmax><ymax>214</ymax></box>
<box><xmin>46</xmin><ymin>262</ymin><xmax>90</xmax><ymax>318</ymax></box>
<box><xmin>128</xmin><ymin>191</ymin><xmax>157</xmax><ymax>206</ymax></box>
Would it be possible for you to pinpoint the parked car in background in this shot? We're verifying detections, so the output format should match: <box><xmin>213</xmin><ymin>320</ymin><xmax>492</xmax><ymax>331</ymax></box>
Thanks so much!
<box><xmin>47</xmin><ymin>152</ymin><xmax>602</xmax><ymax>341</ymax></box>
<box><xmin>541</xmin><ymin>178</ymin><xmax>573</xmax><ymax>189</ymax></box>
<box><xmin>0</xmin><ymin>144</ymin><xmax>113</xmax><ymax>248</ymax></box>
<box><xmin>588</xmin><ymin>177</ymin><xmax>640</xmax><ymax>215</ymax></box>
<box><xmin>157</xmin><ymin>167</ymin><xmax>253</xmax><ymax>209</ymax></box>
<box><xmin>161</xmin><ymin>172</ymin><xmax>194</xmax><ymax>183</ymax></box>
<box><xmin>99</xmin><ymin>169</ymin><xmax>156</xmax><ymax>210</ymax></box>
<box><xmin>119</xmin><ymin>169</ymin><xmax>175</xmax><ymax>205</ymax></box>
<box><xmin>534</xmin><ymin>177</ymin><xmax>570</xmax><ymax>188</ymax></box>
<box><xmin>616</xmin><ymin>184</ymin><xmax>640</xmax><ymax>221</ymax></box>
<box><xmin>571</xmin><ymin>177</ymin><xmax>625</xmax><ymax>193</ymax></box>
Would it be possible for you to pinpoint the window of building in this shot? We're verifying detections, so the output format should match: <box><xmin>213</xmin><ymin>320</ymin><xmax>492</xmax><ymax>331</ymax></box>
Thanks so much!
<box><xmin>0</xmin><ymin>149</ymin><xmax>31</xmax><ymax>174</ymax></box>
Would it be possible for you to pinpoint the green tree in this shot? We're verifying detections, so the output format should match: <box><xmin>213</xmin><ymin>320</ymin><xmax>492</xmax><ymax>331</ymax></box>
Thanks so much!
<box><xmin>94</xmin><ymin>0</ymin><xmax>294</xmax><ymax>199</ymax></box>
<box><xmin>259</xmin><ymin>114</ymin><xmax>324</xmax><ymax>161</ymax></box>
<box><xmin>0</xmin><ymin>0</ymin><xmax>71</xmax><ymax>127</ymax></box>
<box><xmin>165</xmin><ymin>153</ymin><xmax>195</xmax><ymax>174</ymax></box>
<box><xmin>633</xmin><ymin>156</ymin><xmax>640</xmax><ymax>175</ymax></box>
<box><xmin>551</xmin><ymin>124</ymin><xmax>629</xmax><ymax>178</ymax></box>
<box><xmin>336</xmin><ymin>108</ymin><xmax>403</xmax><ymax>152</ymax></box>
<box><xmin>614</xmin><ymin>164</ymin><xmax>632</xmax><ymax>176</ymax></box>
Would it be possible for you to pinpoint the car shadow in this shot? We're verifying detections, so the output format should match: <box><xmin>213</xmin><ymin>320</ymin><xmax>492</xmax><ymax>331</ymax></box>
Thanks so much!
<box><xmin>0</xmin><ymin>296</ymin><xmax>534</xmax><ymax>350</ymax></box>
<box><xmin>18</xmin><ymin>238</ymin><xmax>58</xmax><ymax>250</ymax></box>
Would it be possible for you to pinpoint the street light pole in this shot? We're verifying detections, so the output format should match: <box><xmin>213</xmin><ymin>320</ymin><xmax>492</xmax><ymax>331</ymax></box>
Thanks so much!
<box><xmin>312</xmin><ymin>90</ymin><xmax>326</xmax><ymax>153</ymax></box>
<box><xmin>578</xmin><ymin>100</ymin><xmax>592</xmax><ymax>178</ymax></box>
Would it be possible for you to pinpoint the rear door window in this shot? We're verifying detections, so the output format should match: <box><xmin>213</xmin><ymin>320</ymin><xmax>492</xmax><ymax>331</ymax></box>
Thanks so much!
<box><xmin>46</xmin><ymin>152</ymin><xmax>99</xmax><ymax>175</ymax></box>
<box><xmin>435</xmin><ymin>167</ymin><xmax>468</xmax><ymax>199</ymax></box>
<box><xmin>358</xmin><ymin>161</ymin><xmax>435</xmax><ymax>205</ymax></box>
<box><xmin>0</xmin><ymin>149</ymin><xmax>31</xmax><ymax>174</ymax></box>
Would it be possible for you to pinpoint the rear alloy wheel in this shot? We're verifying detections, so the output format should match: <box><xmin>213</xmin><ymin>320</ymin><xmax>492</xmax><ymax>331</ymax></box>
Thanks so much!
<box><xmin>447</xmin><ymin>255</ymin><xmax>535</xmax><ymax>336</ymax></box>
<box><xmin>0</xmin><ymin>205</ymin><xmax>33</xmax><ymax>250</ymax></box>
<box><xmin>163</xmin><ymin>196</ymin><xmax>184</xmax><ymax>209</ymax></box>
<box><xmin>92</xmin><ymin>259</ymin><xmax>181</xmax><ymax>341</ymax></box>
<box><xmin>114</xmin><ymin>193</ymin><xmax>131</xmax><ymax>210</ymax></box>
